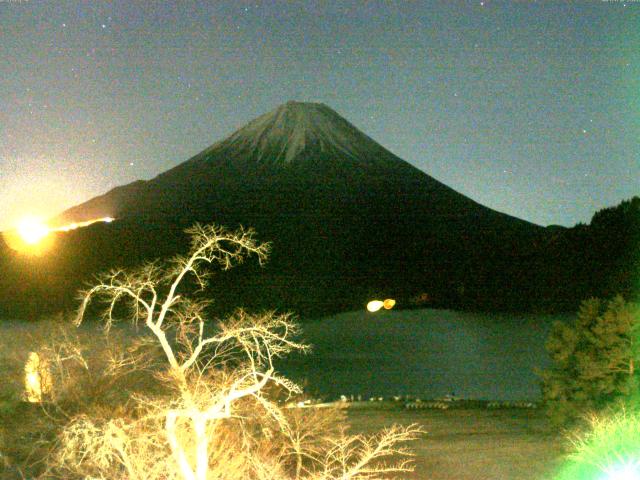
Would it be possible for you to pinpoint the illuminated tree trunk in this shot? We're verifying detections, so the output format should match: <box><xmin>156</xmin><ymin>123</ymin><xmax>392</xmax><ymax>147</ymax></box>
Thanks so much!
<box><xmin>165</xmin><ymin>411</ymin><xmax>210</xmax><ymax>480</ymax></box>
<box><xmin>166</xmin><ymin>411</ymin><xmax>198</xmax><ymax>480</ymax></box>
<box><xmin>193</xmin><ymin>414</ymin><xmax>208</xmax><ymax>480</ymax></box>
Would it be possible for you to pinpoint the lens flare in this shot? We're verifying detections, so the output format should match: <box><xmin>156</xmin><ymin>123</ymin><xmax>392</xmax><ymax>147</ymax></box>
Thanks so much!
<box><xmin>603</xmin><ymin>461</ymin><xmax>640</xmax><ymax>480</ymax></box>
<box><xmin>555</xmin><ymin>409</ymin><xmax>640</xmax><ymax>480</ymax></box>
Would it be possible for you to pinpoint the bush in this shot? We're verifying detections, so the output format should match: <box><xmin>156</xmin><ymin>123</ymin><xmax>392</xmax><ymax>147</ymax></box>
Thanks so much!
<box><xmin>0</xmin><ymin>314</ymin><xmax>165</xmax><ymax>478</ymax></box>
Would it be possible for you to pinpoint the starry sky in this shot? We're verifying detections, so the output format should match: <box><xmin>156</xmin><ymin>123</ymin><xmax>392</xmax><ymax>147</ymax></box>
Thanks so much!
<box><xmin>1</xmin><ymin>0</ymin><xmax>638</xmax><ymax>230</ymax></box>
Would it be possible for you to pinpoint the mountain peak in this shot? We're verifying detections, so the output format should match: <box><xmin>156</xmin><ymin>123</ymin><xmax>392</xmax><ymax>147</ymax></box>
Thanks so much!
<box><xmin>216</xmin><ymin>101</ymin><xmax>390</xmax><ymax>166</ymax></box>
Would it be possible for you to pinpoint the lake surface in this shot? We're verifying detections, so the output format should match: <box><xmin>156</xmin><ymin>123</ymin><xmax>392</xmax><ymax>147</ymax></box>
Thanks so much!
<box><xmin>1</xmin><ymin>308</ymin><xmax>571</xmax><ymax>402</ymax></box>
<box><xmin>279</xmin><ymin>309</ymin><xmax>571</xmax><ymax>401</ymax></box>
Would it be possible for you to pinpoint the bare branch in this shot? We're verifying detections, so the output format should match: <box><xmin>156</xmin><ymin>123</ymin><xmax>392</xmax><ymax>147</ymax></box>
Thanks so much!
<box><xmin>52</xmin><ymin>222</ymin><xmax>423</xmax><ymax>480</ymax></box>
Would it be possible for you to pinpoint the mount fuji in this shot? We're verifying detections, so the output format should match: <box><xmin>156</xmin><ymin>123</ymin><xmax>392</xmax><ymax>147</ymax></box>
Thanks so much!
<box><xmin>2</xmin><ymin>102</ymin><xmax>547</xmax><ymax>316</ymax></box>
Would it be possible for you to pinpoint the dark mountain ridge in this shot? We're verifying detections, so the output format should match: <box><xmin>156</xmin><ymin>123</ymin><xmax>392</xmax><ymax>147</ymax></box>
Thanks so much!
<box><xmin>3</xmin><ymin>102</ymin><xmax>632</xmax><ymax>317</ymax></box>
<box><xmin>56</xmin><ymin>102</ymin><xmax>534</xmax><ymax>230</ymax></box>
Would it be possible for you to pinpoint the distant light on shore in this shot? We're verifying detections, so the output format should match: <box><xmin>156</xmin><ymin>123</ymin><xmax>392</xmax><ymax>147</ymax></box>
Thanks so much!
<box><xmin>367</xmin><ymin>300</ymin><xmax>384</xmax><ymax>312</ymax></box>
<box><xmin>367</xmin><ymin>299</ymin><xmax>396</xmax><ymax>312</ymax></box>
<box><xmin>383</xmin><ymin>299</ymin><xmax>396</xmax><ymax>309</ymax></box>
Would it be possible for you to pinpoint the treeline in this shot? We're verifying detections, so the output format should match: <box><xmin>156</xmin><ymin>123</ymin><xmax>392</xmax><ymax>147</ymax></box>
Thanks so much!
<box><xmin>531</xmin><ymin>196</ymin><xmax>640</xmax><ymax>312</ymax></box>
<box><xmin>401</xmin><ymin>196</ymin><xmax>640</xmax><ymax>314</ymax></box>
<box><xmin>0</xmin><ymin>197</ymin><xmax>638</xmax><ymax>319</ymax></box>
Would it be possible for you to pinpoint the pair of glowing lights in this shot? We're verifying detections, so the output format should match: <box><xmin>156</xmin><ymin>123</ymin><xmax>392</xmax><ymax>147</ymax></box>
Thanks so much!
<box><xmin>366</xmin><ymin>299</ymin><xmax>396</xmax><ymax>312</ymax></box>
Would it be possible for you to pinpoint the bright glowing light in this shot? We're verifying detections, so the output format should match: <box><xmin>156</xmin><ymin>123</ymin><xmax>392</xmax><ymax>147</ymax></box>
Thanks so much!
<box><xmin>367</xmin><ymin>300</ymin><xmax>384</xmax><ymax>312</ymax></box>
<box><xmin>555</xmin><ymin>410</ymin><xmax>640</xmax><ymax>480</ymax></box>
<box><xmin>17</xmin><ymin>216</ymin><xmax>50</xmax><ymax>244</ymax></box>
<box><xmin>383</xmin><ymin>299</ymin><xmax>396</xmax><ymax>310</ymax></box>
<box><xmin>54</xmin><ymin>216</ymin><xmax>115</xmax><ymax>232</ymax></box>
<box><xmin>367</xmin><ymin>299</ymin><xmax>396</xmax><ymax>312</ymax></box>
<box><xmin>3</xmin><ymin>215</ymin><xmax>115</xmax><ymax>255</ymax></box>
<box><xmin>603</xmin><ymin>461</ymin><xmax>640</xmax><ymax>480</ymax></box>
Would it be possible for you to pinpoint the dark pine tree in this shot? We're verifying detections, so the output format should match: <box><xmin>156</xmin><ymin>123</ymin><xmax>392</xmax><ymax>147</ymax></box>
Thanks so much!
<box><xmin>539</xmin><ymin>295</ymin><xmax>640</xmax><ymax>426</ymax></box>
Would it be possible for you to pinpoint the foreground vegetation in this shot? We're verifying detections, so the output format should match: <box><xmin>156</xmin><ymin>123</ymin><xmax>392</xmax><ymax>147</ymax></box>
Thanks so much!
<box><xmin>540</xmin><ymin>295</ymin><xmax>640</xmax><ymax>426</ymax></box>
<box><xmin>1</xmin><ymin>224</ymin><xmax>421</xmax><ymax>479</ymax></box>
<box><xmin>0</xmin><ymin>315</ymin><xmax>570</xmax><ymax>480</ymax></box>
<box><xmin>1</xmin><ymin>219</ymin><xmax>638</xmax><ymax>479</ymax></box>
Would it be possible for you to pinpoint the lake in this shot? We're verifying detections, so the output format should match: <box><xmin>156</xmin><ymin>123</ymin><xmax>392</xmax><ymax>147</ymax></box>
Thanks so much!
<box><xmin>279</xmin><ymin>309</ymin><xmax>571</xmax><ymax>401</ymax></box>
<box><xmin>1</xmin><ymin>308</ymin><xmax>571</xmax><ymax>402</ymax></box>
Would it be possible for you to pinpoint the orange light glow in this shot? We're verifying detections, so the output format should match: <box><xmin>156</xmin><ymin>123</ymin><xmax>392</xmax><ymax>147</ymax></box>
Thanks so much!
<box><xmin>2</xmin><ymin>215</ymin><xmax>115</xmax><ymax>255</ymax></box>
<box><xmin>383</xmin><ymin>299</ymin><xmax>396</xmax><ymax>310</ymax></box>
<box><xmin>17</xmin><ymin>216</ymin><xmax>50</xmax><ymax>245</ymax></box>
<box><xmin>367</xmin><ymin>298</ymin><xmax>396</xmax><ymax>313</ymax></box>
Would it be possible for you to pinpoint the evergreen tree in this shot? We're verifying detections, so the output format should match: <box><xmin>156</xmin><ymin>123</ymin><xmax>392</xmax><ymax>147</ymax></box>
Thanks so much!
<box><xmin>539</xmin><ymin>295</ymin><xmax>640</xmax><ymax>426</ymax></box>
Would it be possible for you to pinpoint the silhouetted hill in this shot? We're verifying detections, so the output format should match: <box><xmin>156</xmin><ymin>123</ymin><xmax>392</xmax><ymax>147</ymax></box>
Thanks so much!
<box><xmin>530</xmin><ymin>196</ymin><xmax>640</xmax><ymax>310</ymax></box>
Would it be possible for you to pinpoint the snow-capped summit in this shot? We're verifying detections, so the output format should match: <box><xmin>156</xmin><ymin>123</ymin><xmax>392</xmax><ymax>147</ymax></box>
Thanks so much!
<box><xmin>217</xmin><ymin>101</ymin><xmax>389</xmax><ymax>166</ymax></box>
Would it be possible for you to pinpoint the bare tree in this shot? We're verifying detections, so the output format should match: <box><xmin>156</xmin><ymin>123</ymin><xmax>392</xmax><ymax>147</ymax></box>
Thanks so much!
<box><xmin>54</xmin><ymin>223</ymin><xmax>422</xmax><ymax>480</ymax></box>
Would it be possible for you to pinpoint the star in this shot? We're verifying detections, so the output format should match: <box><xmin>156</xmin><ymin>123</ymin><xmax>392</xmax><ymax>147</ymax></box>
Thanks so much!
<box><xmin>101</xmin><ymin>24</ymin><xmax>106</xmax><ymax>29</ymax></box>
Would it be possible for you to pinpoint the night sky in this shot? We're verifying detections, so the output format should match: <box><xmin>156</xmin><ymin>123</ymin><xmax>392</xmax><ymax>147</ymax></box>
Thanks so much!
<box><xmin>1</xmin><ymin>1</ymin><xmax>638</xmax><ymax>231</ymax></box>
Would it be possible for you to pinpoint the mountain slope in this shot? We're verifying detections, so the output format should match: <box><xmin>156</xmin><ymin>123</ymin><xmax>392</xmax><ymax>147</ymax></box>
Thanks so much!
<box><xmin>56</xmin><ymin>102</ymin><xmax>531</xmax><ymax>228</ymax></box>
<box><xmin>7</xmin><ymin>102</ymin><xmax>547</xmax><ymax>316</ymax></box>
